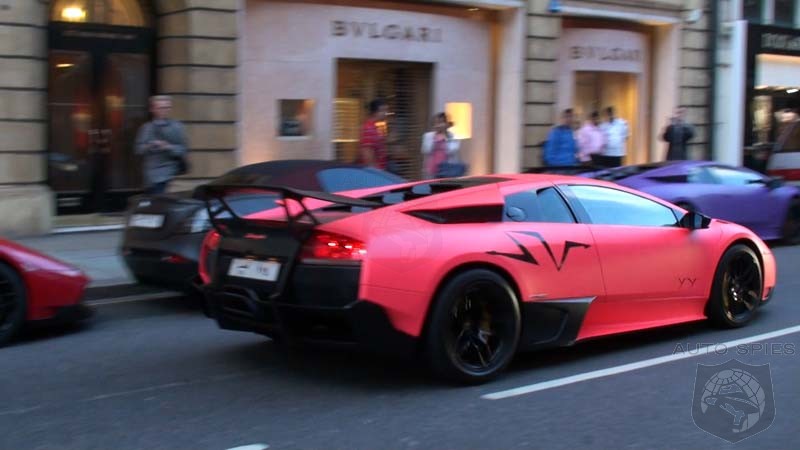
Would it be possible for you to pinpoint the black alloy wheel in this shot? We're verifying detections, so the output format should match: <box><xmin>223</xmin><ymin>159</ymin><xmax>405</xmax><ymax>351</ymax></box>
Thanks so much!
<box><xmin>782</xmin><ymin>198</ymin><xmax>800</xmax><ymax>245</ymax></box>
<box><xmin>707</xmin><ymin>245</ymin><xmax>762</xmax><ymax>328</ymax></box>
<box><xmin>0</xmin><ymin>262</ymin><xmax>26</xmax><ymax>346</ymax></box>
<box><xmin>425</xmin><ymin>269</ymin><xmax>520</xmax><ymax>384</ymax></box>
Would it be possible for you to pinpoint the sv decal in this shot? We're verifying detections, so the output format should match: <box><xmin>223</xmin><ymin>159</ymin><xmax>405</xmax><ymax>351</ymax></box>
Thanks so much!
<box><xmin>679</xmin><ymin>277</ymin><xmax>697</xmax><ymax>287</ymax></box>
<box><xmin>487</xmin><ymin>231</ymin><xmax>591</xmax><ymax>271</ymax></box>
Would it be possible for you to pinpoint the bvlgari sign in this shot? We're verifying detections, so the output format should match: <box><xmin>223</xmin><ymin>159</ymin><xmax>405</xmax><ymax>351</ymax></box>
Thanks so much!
<box><xmin>331</xmin><ymin>20</ymin><xmax>443</xmax><ymax>43</ymax></box>
<box><xmin>570</xmin><ymin>46</ymin><xmax>642</xmax><ymax>62</ymax></box>
<box><xmin>561</xmin><ymin>28</ymin><xmax>647</xmax><ymax>74</ymax></box>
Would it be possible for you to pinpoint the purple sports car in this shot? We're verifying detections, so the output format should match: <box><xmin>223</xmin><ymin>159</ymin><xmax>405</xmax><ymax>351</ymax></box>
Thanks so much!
<box><xmin>584</xmin><ymin>161</ymin><xmax>800</xmax><ymax>243</ymax></box>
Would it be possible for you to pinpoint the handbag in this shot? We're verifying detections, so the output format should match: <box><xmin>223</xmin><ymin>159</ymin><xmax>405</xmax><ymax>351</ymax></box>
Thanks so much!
<box><xmin>435</xmin><ymin>161</ymin><xmax>467</xmax><ymax>178</ymax></box>
<box><xmin>435</xmin><ymin>149</ymin><xmax>468</xmax><ymax>178</ymax></box>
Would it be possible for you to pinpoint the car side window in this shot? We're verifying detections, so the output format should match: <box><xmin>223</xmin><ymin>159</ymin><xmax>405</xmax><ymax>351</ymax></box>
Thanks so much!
<box><xmin>687</xmin><ymin>167</ymin><xmax>716</xmax><ymax>184</ymax></box>
<box><xmin>565</xmin><ymin>185</ymin><xmax>678</xmax><ymax>227</ymax></box>
<box><xmin>504</xmin><ymin>187</ymin><xmax>575</xmax><ymax>223</ymax></box>
<box><xmin>705</xmin><ymin>166</ymin><xmax>763</xmax><ymax>186</ymax></box>
<box><xmin>317</xmin><ymin>168</ymin><xmax>403</xmax><ymax>192</ymax></box>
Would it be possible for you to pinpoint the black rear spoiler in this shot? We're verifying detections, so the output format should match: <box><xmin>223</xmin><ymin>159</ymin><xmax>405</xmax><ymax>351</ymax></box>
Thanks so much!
<box><xmin>196</xmin><ymin>183</ymin><xmax>382</xmax><ymax>236</ymax></box>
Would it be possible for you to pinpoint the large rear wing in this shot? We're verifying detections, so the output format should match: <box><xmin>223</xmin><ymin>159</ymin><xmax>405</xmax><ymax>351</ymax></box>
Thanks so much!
<box><xmin>196</xmin><ymin>184</ymin><xmax>382</xmax><ymax>237</ymax></box>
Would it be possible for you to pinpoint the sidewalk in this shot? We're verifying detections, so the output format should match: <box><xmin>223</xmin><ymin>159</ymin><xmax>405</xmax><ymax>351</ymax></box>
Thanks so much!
<box><xmin>17</xmin><ymin>230</ymin><xmax>135</xmax><ymax>288</ymax></box>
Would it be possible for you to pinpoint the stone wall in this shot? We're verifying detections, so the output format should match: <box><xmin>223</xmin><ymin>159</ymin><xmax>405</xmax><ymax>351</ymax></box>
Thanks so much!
<box><xmin>0</xmin><ymin>0</ymin><xmax>52</xmax><ymax>236</ymax></box>
<box><xmin>157</xmin><ymin>0</ymin><xmax>240</xmax><ymax>193</ymax></box>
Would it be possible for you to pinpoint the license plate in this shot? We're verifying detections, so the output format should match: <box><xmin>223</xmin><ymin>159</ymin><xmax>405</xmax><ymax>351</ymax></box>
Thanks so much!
<box><xmin>130</xmin><ymin>214</ymin><xmax>165</xmax><ymax>229</ymax></box>
<box><xmin>228</xmin><ymin>258</ymin><xmax>281</xmax><ymax>282</ymax></box>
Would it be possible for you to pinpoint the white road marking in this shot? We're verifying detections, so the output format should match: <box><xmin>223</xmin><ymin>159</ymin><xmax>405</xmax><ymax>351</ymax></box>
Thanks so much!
<box><xmin>53</xmin><ymin>224</ymin><xmax>124</xmax><ymax>234</ymax></box>
<box><xmin>85</xmin><ymin>290</ymin><xmax>183</xmax><ymax>306</ymax></box>
<box><xmin>0</xmin><ymin>405</ymin><xmax>42</xmax><ymax>417</ymax></box>
<box><xmin>226</xmin><ymin>445</ymin><xmax>270</xmax><ymax>450</ymax></box>
<box><xmin>482</xmin><ymin>324</ymin><xmax>800</xmax><ymax>400</ymax></box>
<box><xmin>81</xmin><ymin>371</ymin><xmax>260</xmax><ymax>403</ymax></box>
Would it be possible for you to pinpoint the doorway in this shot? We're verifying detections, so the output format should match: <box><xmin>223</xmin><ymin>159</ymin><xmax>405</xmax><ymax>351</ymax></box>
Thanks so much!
<box><xmin>333</xmin><ymin>59</ymin><xmax>433</xmax><ymax>180</ymax></box>
<box><xmin>48</xmin><ymin>0</ymin><xmax>154</xmax><ymax>214</ymax></box>
<box><xmin>573</xmin><ymin>71</ymin><xmax>643</xmax><ymax>165</ymax></box>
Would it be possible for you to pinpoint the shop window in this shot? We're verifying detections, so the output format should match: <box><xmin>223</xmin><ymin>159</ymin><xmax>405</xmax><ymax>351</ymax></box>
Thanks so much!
<box><xmin>445</xmin><ymin>102</ymin><xmax>473</xmax><ymax>140</ymax></box>
<box><xmin>743</xmin><ymin>0</ymin><xmax>763</xmax><ymax>22</ymax></box>
<box><xmin>277</xmin><ymin>99</ymin><xmax>314</xmax><ymax>138</ymax></box>
<box><xmin>332</xmin><ymin>98</ymin><xmax>361</xmax><ymax>143</ymax></box>
<box><xmin>774</xmin><ymin>0</ymin><xmax>796</xmax><ymax>26</ymax></box>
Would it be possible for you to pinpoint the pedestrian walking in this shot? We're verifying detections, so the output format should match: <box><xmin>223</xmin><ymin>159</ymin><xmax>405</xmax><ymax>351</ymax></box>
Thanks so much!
<box><xmin>576</xmin><ymin>111</ymin><xmax>605</xmax><ymax>165</ymax></box>
<box><xmin>662</xmin><ymin>107</ymin><xmax>695</xmax><ymax>160</ymax></box>
<box><xmin>543</xmin><ymin>108</ymin><xmax>578</xmax><ymax>167</ymax></box>
<box><xmin>599</xmin><ymin>106</ymin><xmax>628</xmax><ymax>167</ymax></box>
<box><xmin>358</xmin><ymin>98</ymin><xmax>389</xmax><ymax>170</ymax></box>
<box><xmin>421</xmin><ymin>112</ymin><xmax>461</xmax><ymax>179</ymax></box>
<box><xmin>135</xmin><ymin>95</ymin><xmax>188</xmax><ymax>195</ymax></box>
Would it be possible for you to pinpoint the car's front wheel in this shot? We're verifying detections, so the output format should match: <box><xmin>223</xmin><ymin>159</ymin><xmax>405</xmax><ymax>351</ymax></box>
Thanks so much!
<box><xmin>0</xmin><ymin>262</ymin><xmax>27</xmax><ymax>346</ymax></box>
<box><xmin>707</xmin><ymin>244</ymin><xmax>762</xmax><ymax>328</ymax></box>
<box><xmin>425</xmin><ymin>269</ymin><xmax>520</xmax><ymax>384</ymax></box>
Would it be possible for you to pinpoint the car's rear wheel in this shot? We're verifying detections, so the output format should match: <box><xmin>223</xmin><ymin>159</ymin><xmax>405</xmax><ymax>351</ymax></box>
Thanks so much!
<box><xmin>425</xmin><ymin>269</ymin><xmax>520</xmax><ymax>384</ymax></box>
<box><xmin>0</xmin><ymin>262</ymin><xmax>27</xmax><ymax>346</ymax></box>
<box><xmin>707</xmin><ymin>245</ymin><xmax>762</xmax><ymax>328</ymax></box>
<box><xmin>781</xmin><ymin>198</ymin><xmax>800</xmax><ymax>245</ymax></box>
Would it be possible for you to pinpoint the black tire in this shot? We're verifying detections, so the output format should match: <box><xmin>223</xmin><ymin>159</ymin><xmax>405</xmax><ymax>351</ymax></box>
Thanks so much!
<box><xmin>781</xmin><ymin>198</ymin><xmax>800</xmax><ymax>245</ymax></box>
<box><xmin>707</xmin><ymin>244</ymin><xmax>762</xmax><ymax>328</ymax></box>
<box><xmin>0</xmin><ymin>262</ymin><xmax>27</xmax><ymax>347</ymax></box>
<box><xmin>424</xmin><ymin>269</ymin><xmax>520</xmax><ymax>384</ymax></box>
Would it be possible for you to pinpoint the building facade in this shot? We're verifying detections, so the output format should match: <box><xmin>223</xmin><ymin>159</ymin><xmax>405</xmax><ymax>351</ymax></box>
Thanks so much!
<box><xmin>0</xmin><ymin>0</ymin><xmax>717</xmax><ymax>236</ymax></box>
<box><xmin>713</xmin><ymin>0</ymin><xmax>800</xmax><ymax>167</ymax></box>
<box><xmin>524</xmin><ymin>0</ymin><xmax>715</xmax><ymax>168</ymax></box>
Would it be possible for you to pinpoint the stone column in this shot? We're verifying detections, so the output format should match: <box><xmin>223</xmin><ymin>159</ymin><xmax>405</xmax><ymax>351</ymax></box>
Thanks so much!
<box><xmin>156</xmin><ymin>0</ymin><xmax>240</xmax><ymax>193</ymax></box>
<box><xmin>0</xmin><ymin>0</ymin><xmax>52</xmax><ymax>236</ymax></box>
<box><xmin>523</xmin><ymin>0</ymin><xmax>561</xmax><ymax>169</ymax></box>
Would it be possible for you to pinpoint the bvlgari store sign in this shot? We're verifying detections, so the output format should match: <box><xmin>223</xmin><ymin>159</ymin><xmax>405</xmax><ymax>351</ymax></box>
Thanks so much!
<box><xmin>560</xmin><ymin>28</ymin><xmax>647</xmax><ymax>74</ymax></box>
<box><xmin>331</xmin><ymin>20</ymin><xmax>443</xmax><ymax>43</ymax></box>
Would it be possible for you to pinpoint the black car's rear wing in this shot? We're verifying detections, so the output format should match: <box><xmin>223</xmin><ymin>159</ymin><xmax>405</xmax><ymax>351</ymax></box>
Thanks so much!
<box><xmin>196</xmin><ymin>184</ymin><xmax>382</xmax><ymax>237</ymax></box>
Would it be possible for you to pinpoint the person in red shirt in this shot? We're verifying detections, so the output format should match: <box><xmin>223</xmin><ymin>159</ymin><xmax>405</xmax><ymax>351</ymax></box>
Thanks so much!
<box><xmin>359</xmin><ymin>99</ymin><xmax>389</xmax><ymax>169</ymax></box>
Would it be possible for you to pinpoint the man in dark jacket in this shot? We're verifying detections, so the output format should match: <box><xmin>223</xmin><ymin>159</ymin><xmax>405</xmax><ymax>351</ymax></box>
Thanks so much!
<box><xmin>135</xmin><ymin>95</ymin><xmax>188</xmax><ymax>194</ymax></box>
<box><xmin>662</xmin><ymin>107</ymin><xmax>695</xmax><ymax>160</ymax></box>
<box><xmin>543</xmin><ymin>109</ymin><xmax>577</xmax><ymax>166</ymax></box>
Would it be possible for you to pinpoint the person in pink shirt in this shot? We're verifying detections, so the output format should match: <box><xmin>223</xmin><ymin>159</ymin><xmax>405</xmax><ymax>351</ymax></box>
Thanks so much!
<box><xmin>576</xmin><ymin>111</ymin><xmax>606</xmax><ymax>164</ymax></box>
<box><xmin>421</xmin><ymin>112</ymin><xmax>460</xmax><ymax>179</ymax></box>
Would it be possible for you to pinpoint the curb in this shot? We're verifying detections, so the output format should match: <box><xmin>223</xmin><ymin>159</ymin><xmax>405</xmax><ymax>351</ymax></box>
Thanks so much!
<box><xmin>84</xmin><ymin>283</ymin><xmax>184</xmax><ymax>303</ymax></box>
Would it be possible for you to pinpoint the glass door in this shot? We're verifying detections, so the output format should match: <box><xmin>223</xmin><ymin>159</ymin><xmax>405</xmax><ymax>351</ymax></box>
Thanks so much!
<box><xmin>48</xmin><ymin>21</ymin><xmax>153</xmax><ymax>214</ymax></box>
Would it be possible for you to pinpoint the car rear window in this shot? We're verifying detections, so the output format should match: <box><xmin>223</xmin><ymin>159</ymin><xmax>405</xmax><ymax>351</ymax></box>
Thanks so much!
<box><xmin>316</xmin><ymin>167</ymin><xmax>405</xmax><ymax>192</ymax></box>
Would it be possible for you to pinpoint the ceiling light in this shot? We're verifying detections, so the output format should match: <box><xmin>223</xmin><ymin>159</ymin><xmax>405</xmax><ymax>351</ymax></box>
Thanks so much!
<box><xmin>56</xmin><ymin>63</ymin><xmax>74</xmax><ymax>69</ymax></box>
<box><xmin>468</xmin><ymin>7</ymin><xmax>480</xmax><ymax>12</ymax></box>
<box><xmin>61</xmin><ymin>6</ymin><xmax>87</xmax><ymax>22</ymax></box>
<box><xmin>788</xmin><ymin>88</ymin><xmax>799</xmax><ymax>94</ymax></box>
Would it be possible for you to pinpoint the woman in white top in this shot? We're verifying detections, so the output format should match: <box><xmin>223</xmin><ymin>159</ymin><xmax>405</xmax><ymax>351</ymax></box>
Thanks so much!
<box><xmin>421</xmin><ymin>112</ymin><xmax>460</xmax><ymax>179</ymax></box>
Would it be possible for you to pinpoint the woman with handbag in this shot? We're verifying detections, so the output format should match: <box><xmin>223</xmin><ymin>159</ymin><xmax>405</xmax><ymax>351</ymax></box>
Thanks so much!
<box><xmin>421</xmin><ymin>112</ymin><xmax>461</xmax><ymax>179</ymax></box>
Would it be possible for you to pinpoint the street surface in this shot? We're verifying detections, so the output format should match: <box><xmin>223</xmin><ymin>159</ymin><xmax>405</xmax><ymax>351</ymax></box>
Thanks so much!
<box><xmin>2</xmin><ymin>246</ymin><xmax>799</xmax><ymax>450</ymax></box>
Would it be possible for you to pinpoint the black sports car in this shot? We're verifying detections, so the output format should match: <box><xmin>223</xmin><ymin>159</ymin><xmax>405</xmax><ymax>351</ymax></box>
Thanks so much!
<box><xmin>121</xmin><ymin>160</ymin><xmax>405</xmax><ymax>291</ymax></box>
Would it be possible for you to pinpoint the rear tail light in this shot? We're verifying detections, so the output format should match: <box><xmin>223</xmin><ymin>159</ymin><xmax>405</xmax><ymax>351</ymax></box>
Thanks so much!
<box><xmin>198</xmin><ymin>230</ymin><xmax>221</xmax><ymax>284</ymax></box>
<box><xmin>300</xmin><ymin>231</ymin><xmax>367</xmax><ymax>263</ymax></box>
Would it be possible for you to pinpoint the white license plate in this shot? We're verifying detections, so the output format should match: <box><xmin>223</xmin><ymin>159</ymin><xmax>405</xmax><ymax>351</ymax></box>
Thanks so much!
<box><xmin>130</xmin><ymin>214</ymin><xmax>165</xmax><ymax>229</ymax></box>
<box><xmin>228</xmin><ymin>258</ymin><xmax>281</xmax><ymax>282</ymax></box>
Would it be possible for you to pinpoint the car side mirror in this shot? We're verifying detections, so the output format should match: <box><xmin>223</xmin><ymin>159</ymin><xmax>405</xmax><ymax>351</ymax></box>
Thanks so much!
<box><xmin>679</xmin><ymin>210</ymin><xmax>711</xmax><ymax>230</ymax></box>
<box><xmin>766</xmin><ymin>176</ymin><xmax>784</xmax><ymax>190</ymax></box>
